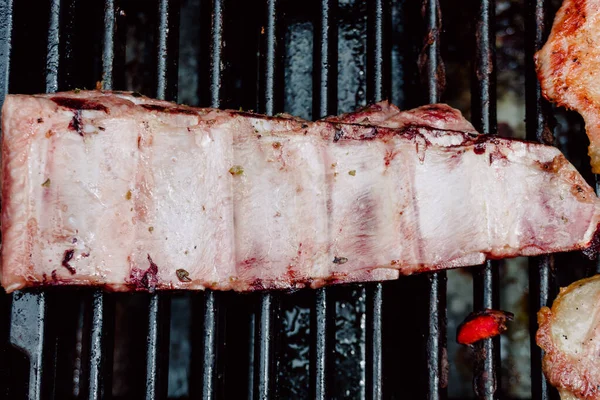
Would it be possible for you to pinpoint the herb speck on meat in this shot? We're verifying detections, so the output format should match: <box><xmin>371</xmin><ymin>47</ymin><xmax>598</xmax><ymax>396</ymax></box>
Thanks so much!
<box><xmin>229</xmin><ymin>165</ymin><xmax>244</xmax><ymax>176</ymax></box>
<box><xmin>176</xmin><ymin>269</ymin><xmax>192</xmax><ymax>282</ymax></box>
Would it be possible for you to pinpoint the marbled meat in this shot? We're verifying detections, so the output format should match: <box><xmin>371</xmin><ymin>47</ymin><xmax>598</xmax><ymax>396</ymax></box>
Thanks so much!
<box><xmin>536</xmin><ymin>0</ymin><xmax>600</xmax><ymax>172</ymax></box>
<box><xmin>2</xmin><ymin>91</ymin><xmax>599</xmax><ymax>293</ymax></box>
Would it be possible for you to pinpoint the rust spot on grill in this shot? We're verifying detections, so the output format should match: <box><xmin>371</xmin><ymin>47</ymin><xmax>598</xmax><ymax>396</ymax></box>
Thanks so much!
<box><xmin>51</xmin><ymin>97</ymin><xmax>109</xmax><ymax>113</ymax></box>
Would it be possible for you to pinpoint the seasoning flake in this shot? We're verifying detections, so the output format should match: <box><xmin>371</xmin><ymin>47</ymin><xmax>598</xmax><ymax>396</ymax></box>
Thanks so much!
<box><xmin>229</xmin><ymin>165</ymin><xmax>244</xmax><ymax>176</ymax></box>
<box><xmin>176</xmin><ymin>269</ymin><xmax>192</xmax><ymax>282</ymax></box>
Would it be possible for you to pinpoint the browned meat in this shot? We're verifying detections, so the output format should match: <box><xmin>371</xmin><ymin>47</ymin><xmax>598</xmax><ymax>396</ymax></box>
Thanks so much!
<box><xmin>537</xmin><ymin>275</ymin><xmax>600</xmax><ymax>400</ymax></box>
<box><xmin>535</xmin><ymin>0</ymin><xmax>600</xmax><ymax>172</ymax></box>
<box><xmin>2</xmin><ymin>90</ymin><xmax>600</xmax><ymax>293</ymax></box>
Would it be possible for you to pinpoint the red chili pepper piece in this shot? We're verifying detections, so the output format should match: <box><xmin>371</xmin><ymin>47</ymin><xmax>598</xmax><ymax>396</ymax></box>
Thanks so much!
<box><xmin>456</xmin><ymin>309</ymin><xmax>514</xmax><ymax>345</ymax></box>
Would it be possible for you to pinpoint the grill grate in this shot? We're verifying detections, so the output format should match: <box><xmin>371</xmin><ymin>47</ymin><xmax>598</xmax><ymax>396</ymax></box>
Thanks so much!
<box><xmin>471</xmin><ymin>2</ymin><xmax>501</xmax><ymax>398</ymax></box>
<box><xmin>310</xmin><ymin>0</ymin><xmax>336</xmax><ymax>398</ymax></box>
<box><xmin>525</xmin><ymin>1</ymin><xmax>557</xmax><ymax>399</ymax></box>
<box><xmin>0</xmin><ymin>0</ymin><xmax>588</xmax><ymax>399</ymax></box>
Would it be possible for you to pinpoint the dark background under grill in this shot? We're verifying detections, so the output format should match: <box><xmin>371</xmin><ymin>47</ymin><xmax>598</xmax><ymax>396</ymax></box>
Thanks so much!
<box><xmin>0</xmin><ymin>0</ymin><xmax>596</xmax><ymax>399</ymax></box>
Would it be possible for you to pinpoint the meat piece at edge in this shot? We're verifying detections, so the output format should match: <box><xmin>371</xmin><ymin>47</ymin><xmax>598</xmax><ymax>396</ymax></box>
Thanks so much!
<box><xmin>537</xmin><ymin>275</ymin><xmax>600</xmax><ymax>400</ymax></box>
<box><xmin>535</xmin><ymin>0</ymin><xmax>600</xmax><ymax>172</ymax></box>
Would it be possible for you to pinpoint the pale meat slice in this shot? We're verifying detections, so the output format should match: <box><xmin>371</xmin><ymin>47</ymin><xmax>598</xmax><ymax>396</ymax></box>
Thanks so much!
<box><xmin>2</xmin><ymin>90</ymin><xmax>600</xmax><ymax>293</ymax></box>
<box><xmin>1</xmin><ymin>94</ymin><xmax>238</xmax><ymax>292</ymax></box>
<box><xmin>537</xmin><ymin>275</ymin><xmax>600</xmax><ymax>400</ymax></box>
<box><xmin>230</xmin><ymin>116</ymin><xmax>330</xmax><ymax>290</ymax></box>
<box><xmin>535</xmin><ymin>0</ymin><xmax>600</xmax><ymax>172</ymax></box>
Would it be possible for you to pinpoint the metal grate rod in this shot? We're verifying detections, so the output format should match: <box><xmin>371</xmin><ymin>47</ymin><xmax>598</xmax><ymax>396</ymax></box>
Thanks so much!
<box><xmin>78</xmin><ymin>4</ymin><xmax>118</xmax><ymax>399</ymax></box>
<box><xmin>7</xmin><ymin>2</ymin><xmax>60</xmax><ymax>398</ymax></box>
<box><xmin>0</xmin><ymin>0</ymin><xmax>12</xmax><ymax>110</ymax></box>
<box><xmin>9</xmin><ymin>292</ymin><xmax>48</xmax><ymax>400</ymax></box>
<box><xmin>365</xmin><ymin>0</ymin><xmax>389</xmax><ymax>398</ymax></box>
<box><xmin>423</xmin><ymin>1</ymin><xmax>448</xmax><ymax>398</ymax></box>
<box><xmin>146</xmin><ymin>1</ymin><xmax>180</xmax><ymax>399</ymax></box>
<box><xmin>472</xmin><ymin>1</ymin><xmax>500</xmax><ymax>399</ymax></box>
<box><xmin>310</xmin><ymin>0</ymin><xmax>336</xmax><ymax>399</ymax></box>
<box><xmin>101</xmin><ymin>0</ymin><xmax>115</xmax><ymax>90</ymax></box>
<box><xmin>524</xmin><ymin>0</ymin><xmax>557</xmax><ymax>399</ymax></box>
<box><xmin>45</xmin><ymin>0</ymin><xmax>60</xmax><ymax>93</ymax></box>
<box><xmin>81</xmin><ymin>291</ymin><xmax>113</xmax><ymax>400</ymax></box>
<box><xmin>200</xmin><ymin>2</ymin><xmax>224</xmax><ymax>396</ymax></box>
<box><xmin>146</xmin><ymin>293</ymin><xmax>170</xmax><ymax>400</ymax></box>
<box><xmin>253</xmin><ymin>1</ymin><xmax>281</xmax><ymax>399</ymax></box>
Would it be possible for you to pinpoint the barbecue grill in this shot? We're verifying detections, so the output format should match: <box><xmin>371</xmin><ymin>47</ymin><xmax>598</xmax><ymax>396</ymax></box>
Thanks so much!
<box><xmin>0</xmin><ymin>0</ymin><xmax>592</xmax><ymax>398</ymax></box>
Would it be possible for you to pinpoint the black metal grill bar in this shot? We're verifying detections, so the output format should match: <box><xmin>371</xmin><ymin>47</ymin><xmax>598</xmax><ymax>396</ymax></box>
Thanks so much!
<box><xmin>525</xmin><ymin>1</ymin><xmax>555</xmax><ymax>399</ymax></box>
<box><xmin>311</xmin><ymin>289</ymin><xmax>331</xmax><ymax>400</ymax></box>
<box><xmin>79</xmin><ymin>4</ymin><xmax>118</xmax><ymax>398</ymax></box>
<box><xmin>146</xmin><ymin>294</ymin><xmax>170</xmax><ymax>400</ymax></box>
<box><xmin>209</xmin><ymin>0</ymin><xmax>223</xmax><ymax>108</ymax></box>
<box><xmin>423</xmin><ymin>1</ymin><xmax>448</xmax><ymax>398</ymax></box>
<box><xmin>528</xmin><ymin>258</ymin><xmax>554</xmax><ymax>400</ymax></box>
<box><xmin>310</xmin><ymin>0</ymin><xmax>336</xmax><ymax>398</ymax></box>
<box><xmin>82</xmin><ymin>292</ymin><xmax>113</xmax><ymax>400</ymax></box>
<box><xmin>365</xmin><ymin>284</ymin><xmax>383</xmax><ymax>400</ymax></box>
<box><xmin>9</xmin><ymin>293</ymin><xmax>48</xmax><ymax>400</ymax></box>
<box><xmin>6</xmin><ymin>2</ymin><xmax>62</xmax><ymax>398</ymax></box>
<box><xmin>0</xmin><ymin>0</ymin><xmax>12</xmax><ymax>109</ymax></box>
<box><xmin>365</xmin><ymin>0</ymin><xmax>388</xmax><ymax>398</ymax></box>
<box><xmin>156</xmin><ymin>0</ymin><xmax>177</xmax><ymax>101</ymax></box>
<box><xmin>313</xmin><ymin>0</ymin><xmax>336</xmax><ymax>119</ymax></box>
<box><xmin>253</xmin><ymin>1</ymin><xmax>280</xmax><ymax>399</ymax></box>
<box><xmin>0</xmin><ymin>3</ymin><xmax>10</xmax><ymax>397</ymax></box>
<box><xmin>101</xmin><ymin>0</ymin><xmax>115</xmax><ymax>90</ymax></box>
<box><xmin>46</xmin><ymin>0</ymin><xmax>60</xmax><ymax>93</ymax></box>
<box><xmin>199</xmin><ymin>1</ymin><xmax>224</xmax><ymax>397</ymax></box>
<box><xmin>254</xmin><ymin>294</ymin><xmax>276</xmax><ymax>400</ymax></box>
<box><xmin>260</xmin><ymin>0</ymin><xmax>278</xmax><ymax>116</ymax></box>
<box><xmin>200</xmin><ymin>291</ymin><xmax>218</xmax><ymax>398</ymax></box>
<box><xmin>145</xmin><ymin>1</ymin><xmax>179</xmax><ymax>399</ymax></box>
<box><xmin>471</xmin><ymin>1</ymin><xmax>500</xmax><ymax>399</ymax></box>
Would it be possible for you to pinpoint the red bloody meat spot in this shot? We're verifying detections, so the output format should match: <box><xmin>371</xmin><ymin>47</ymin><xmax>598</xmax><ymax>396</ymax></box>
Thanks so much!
<box><xmin>127</xmin><ymin>254</ymin><xmax>159</xmax><ymax>291</ymax></box>
<box><xmin>457</xmin><ymin>309</ymin><xmax>513</xmax><ymax>345</ymax></box>
<box><xmin>473</xmin><ymin>142</ymin><xmax>486</xmax><ymax>155</ymax></box>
